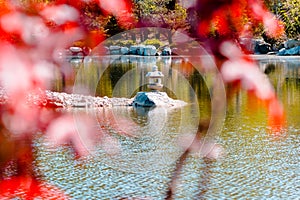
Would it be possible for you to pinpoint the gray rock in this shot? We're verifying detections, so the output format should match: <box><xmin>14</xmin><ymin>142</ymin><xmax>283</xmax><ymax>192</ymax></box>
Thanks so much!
<box><xmin>109</xmin><ymin>46</ymin><xmax>121</xmax><ymax>55</ymax></box>
<box><xmin>256</xmin><ymin>43</ymin><xmax>271</xmax><ymax>54</ymax></box>
<box><xmin>143</xmin><ymin>45</ymin><xmax>157</xmax><ymax>56</ymax></box>
<box><xmin>132</xmin><ymin>92</ymin><xmax>186</xmax><ymax>108</ymax></box>
<box><xmin>129</xmin><ymin>45</ymin><xmax>138</xmax><ymax>55</ymax></box>
<box><xmin>253</xmin><ymin>39</ymin><xmax>264</xmax><ymax>53</ymax></box>
<box><xmin>132</xmin><ymin>92</ymin><xmax>155</xmax><ymax>107</ymax></box>
<box><xmin>284</xmin><ymin>40</ymin><xmax>300</xmax><ymax>49</ymax></box>
<box><xmin>120</xmin><ymin>47</ymin><xmax>129</xmax><ymax>55</ymax></box>
<box><xmin>136</xmin><ymin>45</ymin><xmax>145</xmax><ymax>56</ymax></box>
<box><xmin>253</xmin><ymin>39</ymin><xmax>273</xmax><ymax>54</ymax></box>
<box><xmin>277</xmin><ymin>46</ymin><xmax>300</xmax><ymax>56</ymax></box>
<box><xmin>161</xmin><ymin>47</ymin><xmax>172</xmax><ymax>56</ymax></box>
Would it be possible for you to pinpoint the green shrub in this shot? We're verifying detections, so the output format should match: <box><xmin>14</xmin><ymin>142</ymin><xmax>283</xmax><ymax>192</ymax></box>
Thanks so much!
<box><xmin>103</xmin><ymin>40</ymin><xmax>116</xmax><ymax>47</ymax></box>
<box><xmin>116</xmin><ymin>40</ymin><xmax>136</xmax><ymax>47</ymax></box>
<box><xmin>142</xmin><ymin>39</ymin><xmax>163</xmax><ymax>48</ymax></box>
<box><xmin>104</xmin><ymin>40</ymin><xmax>136</xmax><ymax>47</ymax></box>
<box><xmin>278</xmin><ymin>0</ymin><xmax>300</xmax><ymax>38</ymax></box>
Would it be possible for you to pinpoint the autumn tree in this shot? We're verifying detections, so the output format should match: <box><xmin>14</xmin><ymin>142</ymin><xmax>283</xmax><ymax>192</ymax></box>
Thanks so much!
<box><xmin>277</xmin><ymin>0</ymin><xmax>300</xmax><ymax>38</ymax></box>
<box><xmin>263</xmin><ymin>0</ymin><xmax>299</xmax><ymax>39</ymax></box>
<box><xmin>133</xmin><ymin>0</ymin><xmax>189</xmax><ymax>43</ymax></box>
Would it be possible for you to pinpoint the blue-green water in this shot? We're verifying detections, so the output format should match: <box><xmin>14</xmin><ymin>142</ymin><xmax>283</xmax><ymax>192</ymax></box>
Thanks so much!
<box><xmin>36</xmin><ymin>55</ymin><xmax>299</xmax><ymax>199</ymax></box>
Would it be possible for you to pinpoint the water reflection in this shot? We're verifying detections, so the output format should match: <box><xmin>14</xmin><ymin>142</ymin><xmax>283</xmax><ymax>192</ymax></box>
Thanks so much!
<box><xmin>256</xmin><ymin>56</ymin><xmax>300</xmax><ymax>126</ymax></box>
<box><xmin>40</xmin><ymin>55</ymin><xmax>300</xmax><ymax>199</ymax></box>
<box><xmin>54</xmin><ymin>55</ymin><xmax>212</xmax><ymax>118</ymax></box>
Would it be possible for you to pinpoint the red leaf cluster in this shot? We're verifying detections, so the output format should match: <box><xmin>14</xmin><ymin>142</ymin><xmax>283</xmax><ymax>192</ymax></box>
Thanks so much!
<box><xmin>196</xmin><ymin>0</ymin><xmax>284</xmax><ymax>39</ymax></box>
<box><xmin>192</xmin><ymin>0</ymin><xmax>286</xmax><ymax>133</ymax></box>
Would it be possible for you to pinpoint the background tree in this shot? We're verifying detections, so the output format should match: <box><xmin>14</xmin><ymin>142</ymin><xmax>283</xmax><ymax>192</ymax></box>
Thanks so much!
<box><xmin>277</xmin><ymin>0</ymin><xmax>300</xmax><ymax>39</ymax></box>
<box><xmin>133</xmin><ymin>0</ymin><xmax>189</xmax><ymax>43</ymax></box>
<box><xmin>264</xmin><ymin>0</ymin><xmax>299</xmax><ymax>39</ymax></box>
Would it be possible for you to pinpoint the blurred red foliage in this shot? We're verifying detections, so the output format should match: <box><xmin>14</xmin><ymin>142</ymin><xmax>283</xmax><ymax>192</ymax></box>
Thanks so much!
<box><xmin>196</xmin><ymin>0</ymin><xmax>284</xmax><ymax>39</ymax></box>
<box><xmin>266</xmin><ymin>97</ymin><xmax>286</xmax><ymax>133</ymax></box>
<box><xmin>194</xmin><ymin>0</ymin><xmax>286</xmax><ymax>132</ymax></box>
<box><xmin>0</xmin><ymin>176</ymin><xmax>70</xmax><ymax>199</ymax></box>
<box><xmin>0</xmin><ymin>0</ymin><xmax>134</xmax><ymax>197</ymax></box>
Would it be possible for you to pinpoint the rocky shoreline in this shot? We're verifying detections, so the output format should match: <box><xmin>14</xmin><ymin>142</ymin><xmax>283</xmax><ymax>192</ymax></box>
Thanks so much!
<box><xmin>0</xmin><ymin>88</ymin><xmax>132</xmax><ymax>108</ymax></box>
<box><xmin>44</xmin><ymin>90</ymin><xmax>133</xmax><ymax>108</ymax></box>
<box><xmin>45</xmin><ymin>91</ymin><xmax>187</xmax><ymax>109</ymax></box>
<box><xmin>67</xmin><ymin>39</ymin><xmax>300</xmax><ymax>60</ymax></box>
<box><xmin>242</xmin><ymin>38</ymin><xmax>300</xmax><ymax>56</ymax></box>
<box><xmin>0</xmin><ymin>88</ymin><xmax>186</xmax><ymax>109</ymax></box>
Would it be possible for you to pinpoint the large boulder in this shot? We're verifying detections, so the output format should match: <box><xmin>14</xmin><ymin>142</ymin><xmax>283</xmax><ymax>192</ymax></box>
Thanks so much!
<box><xmin>284</xmin><ymin>40</ymin><xmax>300</xmax><ymax>49</ymax></box>
<box><xmin>253</xmin><ymin>39</ymin><xmax>274</xmax><ymax>54</ymax></box>
<box><xmin>132</xmin><ymin>92</ymin><xmax>155</xmax><ymax>107</ymax></box>
<box><xmin>132</xmin><ymin>92</ymin><xmax>186</xmax><ymax>108</ymax></box>
<box><xmin>255</xmin><ymin>42</ymin><xmax>272</xmax><ymax>54</ymax></box>
<box><xmin>161</xmin><ymin>46</ymin><xmax>172</xmax><ymax>56</ymax></box>
<box><xmin>277</xmin><ymin>46</ymin><xmax>300</xmax><ymax>56</ymax></box>
<box><xmin>129</xmin><ymin>45</ymin><xmax>139</xmax><ymax>55</ymax></box>
<box><xmin>143</xmin><ymin>45</ymin><xmax>157</xmax><ymax>56</ymax></box>
<box><xmin>120</xmin><ymin>47</ymin><xmax>129</xmax><ymax>55</ymax></box>
<box><xmin>109</xmin><ymin>46</ymin><xmax>121</xmax><ymax>55</ymax></box>
<box><xmin>136</xmin><ymin>45</ymin><xmax>145</xmax><ymax>56</ymax></box>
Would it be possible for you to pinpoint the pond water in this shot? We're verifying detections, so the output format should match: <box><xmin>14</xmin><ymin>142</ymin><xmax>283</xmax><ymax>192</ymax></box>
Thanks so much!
<box><xmin>36</xmin><ymin>55</ymin><xmax>299</xmax><ymax>199</ymax></box>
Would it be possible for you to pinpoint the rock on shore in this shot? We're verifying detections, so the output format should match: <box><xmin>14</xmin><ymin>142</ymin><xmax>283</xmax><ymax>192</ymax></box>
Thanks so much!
<box><xmin>277</xmin><ymin>46</ymin><xmax>300</xmax><ymax>56</ymax></box>
<box><xmin>132</xmin><ymin>92</ymin><xmax>187</xmax><ymax>108</ymax></box>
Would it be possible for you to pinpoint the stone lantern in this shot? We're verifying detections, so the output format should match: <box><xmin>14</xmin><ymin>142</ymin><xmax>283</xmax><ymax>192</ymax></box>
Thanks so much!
<box><xmin>146</xmin><ymin>66</ymin><xmax>164</xmax><ymax>91</ymax></box>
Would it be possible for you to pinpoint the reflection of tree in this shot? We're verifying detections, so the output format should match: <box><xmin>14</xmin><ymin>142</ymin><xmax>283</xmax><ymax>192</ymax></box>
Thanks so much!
<box><xmin>165</xmin><ymin>120</ymin><xmax>220</xmax><ymax>199</ymax></box>
<box><xmin>280</xmin><ymin>64</ymin><xmax>300</xmax><ymax>125</ymax></box>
